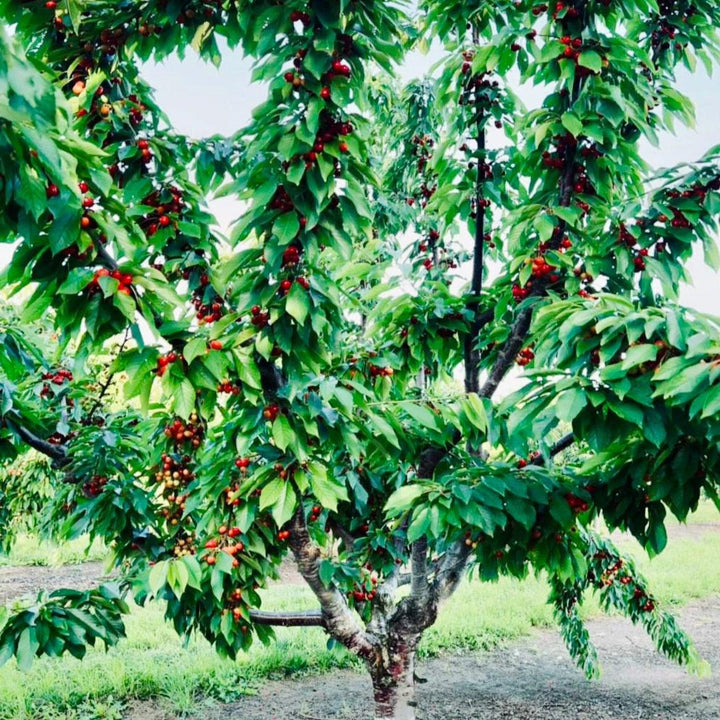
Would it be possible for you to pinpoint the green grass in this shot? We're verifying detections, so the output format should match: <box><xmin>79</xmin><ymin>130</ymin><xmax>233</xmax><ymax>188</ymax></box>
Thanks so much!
<box><xmin>1</xmin><ymin>506</ymin><xmax>720</xmax><ymax>719</ymax></box>
<box><xmin>0</xmin><ymin>535</ymin><xmax>107</xmax><ymax>567</ymax></box>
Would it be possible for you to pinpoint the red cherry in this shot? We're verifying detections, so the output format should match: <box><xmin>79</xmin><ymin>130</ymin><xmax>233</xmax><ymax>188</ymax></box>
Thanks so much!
<box><xmin>82</xmin><ymin>196</ymin><xmax>94</xmax><ymax>208</ymax></box>
<box><xmin>46</xmin><ymin>183</ymin><xmax>60</xmax><ymax>198</ymax></box>
<box><xmin>209</xmin><ymin>340</ymin><xmax>223</xmax><ymax>350</ymax></box>
<box><xmin>78</xmin><ymin>182</ymin><xmax>90</xmax><ymax>193</ymax></box>
<box><xmin>158</xmin><ymin>215</ymin><xmax>171</xmax><ymax>227</ymax></box>
<box><xmin>339</xmin><ymin>142</ymin><xmax>349</xmax><ymax>153</ymax></box>
<box><xmin>320</xmin><ymin>87</ymin><xmax>331</xmax><ymax>100</ymax></box>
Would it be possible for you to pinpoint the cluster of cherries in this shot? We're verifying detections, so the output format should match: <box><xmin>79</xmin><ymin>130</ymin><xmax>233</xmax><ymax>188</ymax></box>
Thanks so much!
<box><xmin>156</xmin><ymin>351</ymin><xmax>179</xmax><ymax>377</ymax></box>
<box><xmin>171</xmin><ymin>531</ymin><xmax>197</xmax><ymax>558</ymax></box>
<box><xmin>163</xmin><ymin>415</ymin><xmax>204</xmax><ymax>450</ymax></box>
<box><xmin>218</xmin><ymin>380</ymin><xmax>241</xmax><ymax>395</ymax></box>
<box><xmin>368</xmin><ymin>363</ymin><xmax>394</xmax><ymax>379</ymax></box>
<box><xmin>203</xmin><ymin>524</ymin><xmax>244</xmax><ymax>566</ymax></box>
<box><xmin>593</xmin><ymin>554</ymin><xmax>656</xmax><ymax>613</ymax></box>
<box><xmin>263</xmin><ymin>404</ymin><xmax>281</xmax><ymax>422</ymax></box>
<box><xmin>191</xmin><ymin>273</ymin><xmax>226</xmax><ymax>325</ymax></box>
<box><xmin>39</xmin><ymin>368</ymin><xmax>73</xmax><ymax>399</ymax></box>
<box><xmin>349</xmin><ymin>566</ymin><xmax>379</xmax><ymax>604</ymax></box>
<box><xmin>82</xmin><ymin>474</ymin><xmax>108</xmax><ymax>498</ymax></box>
<box><xmin>516</xmin><ymin>347</ymin><xmax>535</xmax><ymax>367</ymax></box>
<box><xmin>87</xmin><ymin>268</ymin><xmax>133</xmax><ymax>296</ymax></box>
<box><xmin>139</xmin><ymin>183</ymin><xmax>184</xmax><ymax>237</ymax></box>
<box><xmin>565</xmin><ymin>492</ymin><xmax>590</xmax><ymax>514</ymax></box>
<box><xmin>224</xmin><ymin>587</ymin><xmax>249</xmax><ymax>628</ymax></box>
<box><xmin>154</xmin><ymin>451</ymin><xmax>194</xmax><ymax>526</ymax></box>
<box><xmin>250</xmin><ymin>304</ymin><xmax>271</xmax><ymax>330</ymax></box>
<box><xmin>277</xmin><ymin>276</ymin><xmax>310</xmax><ymax>296</ymax></box>
<box><xmin>516</xmin><ymin>450</ymin><xmax>542</xmax><ymax>468</ymax></box>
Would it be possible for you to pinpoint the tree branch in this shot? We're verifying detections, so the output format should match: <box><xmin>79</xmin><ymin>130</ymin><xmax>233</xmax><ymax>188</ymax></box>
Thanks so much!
<box><xmin>287</xmin><ymin>507</ymin><xmax>377</xmax><ymax>661</ymax></box>
<box><xmin>478</xmin><ymin>306</ymin><xmax>533</xmax><ymax>399</ymax></box>
<box><xmin>410</xmin><ymin>537</ymin><xmax>430</xmax><ymax>605</ymax></box>
<box><xmin>10</xmin><ymin>421</ymin><xmax>71</xmax><ymax>468</ymax></box>
<box><xmin>431</xmin><ymin>541</ymin><xmax>473</xmax><ymax>603</ymax></box>
<box><xmin>249</xmin><ymin>609</ymin><xmax>325</xmax><ymax>627</ymax></box>
<box><xmin>531</xmin><ymin>432</ymin><xmax>576</xmax><ymax>465</ymax></box>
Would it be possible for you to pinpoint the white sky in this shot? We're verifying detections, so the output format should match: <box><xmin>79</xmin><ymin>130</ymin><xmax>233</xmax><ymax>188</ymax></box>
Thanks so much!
<box><xmin>140</xmin><ymin>43</ymin><xmax>719</xmax><ymax>316</ymax></box>
<box><xmin>2</xmin><ymin>42</ymin><xmax>717</xmax><ymax>316</ymax></box>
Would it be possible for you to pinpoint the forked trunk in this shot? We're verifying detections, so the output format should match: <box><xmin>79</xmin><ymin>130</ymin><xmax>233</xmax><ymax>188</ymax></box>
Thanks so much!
<box><xmin>370</xmin><ymin>639</ymin><xmax>417</xmax><ymax>720</ymax></box>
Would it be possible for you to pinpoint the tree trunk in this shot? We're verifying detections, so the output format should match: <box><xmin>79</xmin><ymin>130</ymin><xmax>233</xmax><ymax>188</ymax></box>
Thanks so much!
<box><xmin>370</xmin><ymin>639</ymin><xmax>417</xmax><ymax>720</ymax></box>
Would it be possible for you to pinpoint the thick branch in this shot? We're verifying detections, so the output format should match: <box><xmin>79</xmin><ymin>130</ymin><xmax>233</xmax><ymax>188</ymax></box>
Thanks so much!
<box><xmin>431</xmin><ymin>541</ymin><xmax>473</xmax><ymax>603</ymax></box>
<box><xmin>478</xmin><ymin>307</ymin><xmax>533</xmax><ymax>399</ymax></box>
<box><xmin>249</xmin><ymin>609</ymin><xmax>324</xmax><ymax>627</ymax></box>
<box><xmin>324</xmin><ymin>516</ymin><xmax>356</xmax><ymax>551</ymax></box>
<box><xmin>287</xmin><ymin>507</ymin><xmax>377</xmax><ymax>661</ymax></box>
<box><xmin>410</xmin><ymin>537</ymin><xmax>430</xmax><ymax>606</ymax></box>
<box><xmin>11</xmin><ymin>422</ymin><xmax>70</xmax><ymax>468</ymax></box>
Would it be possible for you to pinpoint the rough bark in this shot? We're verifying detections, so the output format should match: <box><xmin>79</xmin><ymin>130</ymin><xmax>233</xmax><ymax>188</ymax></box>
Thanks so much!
<box><xmin>371</xmin><ymin>640</ymin><xmax>418</xmax><ymax>720</ymax></box>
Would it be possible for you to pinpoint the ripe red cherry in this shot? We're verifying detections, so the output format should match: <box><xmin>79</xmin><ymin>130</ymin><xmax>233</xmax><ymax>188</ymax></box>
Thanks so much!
<box><xmin>46</xmin><ymin>183</ymin><xmax>60</xmax><ymax>198</ymax></box>
<box><xmin>320</xmin><ymin>87</ymin><xmax>331</xmax><ymax>100</ymax></box>
<box><xmin>158</xmin><ymin>214</ymin><xmax>171</xmax><ymax>227</ymax></box>
<box><xmin>45</xmin><ymin>1</ymin><xmax>57</xmax><ymax>8</ymax></box>
<box><xmin>82</xmin><ymin>196</ymin><xmax>94</xmax><ymax>208</ymax></box>
<box><xmin>209</xmin><ymin>340</ymin><xmax>223</xmax><ymax>350</ymax></box>
<box><xmin>339</xmin><ymin>142</ymin><xmax>349</xmax><ymax>153</ymax></box>
<box><xmin>284</xmin><ymin>71</ymin><xmax>295</xmax><ymax>83</ymax></box>
<box><xmin>251</xmin><ymin>305</ymin><xmax>261</xmax><ymax>316</ymax></box>
<box><xmin>78</xmin><ymin>181</ymin><xmax>89</xmax><ymax>193</ymax></box>
<box><xmin>137</xmin><ymin>139</ymin><xmax>149</xmax><ymax>149</ymax></box>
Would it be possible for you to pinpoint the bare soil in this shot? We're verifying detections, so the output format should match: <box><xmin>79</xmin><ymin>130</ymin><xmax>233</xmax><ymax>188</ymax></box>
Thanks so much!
<box><xmin>142</xmin><ymin>597</ymin><xmax>718</xmax><ymax>720</ymax></box>
<box><xmin>0</xmin><ymin>561</ymin><xmax>109</xmax><ymax>605</ymax></box>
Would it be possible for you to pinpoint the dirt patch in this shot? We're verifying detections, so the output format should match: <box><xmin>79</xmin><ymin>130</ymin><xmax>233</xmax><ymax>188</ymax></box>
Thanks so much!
<box><xmin>200</xmin><ymin>597</ymin><xmax>720</xmax><ymax>720</ymax></box>
<box><xmin>0</xmin><ymin>562</ymin><xmax>110</xmax><ymax>605</ymax></box>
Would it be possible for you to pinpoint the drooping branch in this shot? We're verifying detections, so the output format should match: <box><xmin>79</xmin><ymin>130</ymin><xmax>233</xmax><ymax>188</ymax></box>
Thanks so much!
<box><xmin>249</xmin><ymin>609</ymin><xmax>325</xmax><ymax>627</ymax></box>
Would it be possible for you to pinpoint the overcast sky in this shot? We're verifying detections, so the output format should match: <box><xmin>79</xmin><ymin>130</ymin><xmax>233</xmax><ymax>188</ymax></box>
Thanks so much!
<box><xmin>2</xmin><ymin>39</ymin><xmax>717</xmax><ymax>316</ymax></box>
<box><xmin>139</xmin><ymin>43</ymin><xmax>719</xmax><ymax>315</ymax></box>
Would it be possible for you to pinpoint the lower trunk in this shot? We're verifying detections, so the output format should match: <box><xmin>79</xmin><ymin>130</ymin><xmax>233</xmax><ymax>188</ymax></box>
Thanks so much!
<box><xmin>371</xmin><ymin>640</ymin><xmax>417</xmax><ymax>720</ymax></box>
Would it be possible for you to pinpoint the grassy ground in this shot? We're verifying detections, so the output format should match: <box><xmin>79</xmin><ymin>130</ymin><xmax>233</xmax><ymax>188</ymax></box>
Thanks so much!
<box><xmin>1</xmin><ymin>513</ymin><xmax>719</xmax><ymax>719</ymax></box>
<box><xmin>0</xmin><ymin>535</ymin><xmax>107</xmax><ymax>567</ymax></box>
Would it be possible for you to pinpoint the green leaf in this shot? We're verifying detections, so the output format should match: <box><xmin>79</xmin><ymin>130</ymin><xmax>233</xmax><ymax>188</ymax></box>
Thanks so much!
<box><xmin>384</xmin><ymin>484</ymin><xmax>425</xmax><ymax>514</ymax></box>
<box><xmin>184</xmin><ymin>337</ymin><xmax>206</xmax><ymax>365</ymax></box>
<box><xmin>556</xmin><ymin>387</ymin><xmax>587</xmax><ymax>423</ymax></box>
<box><xmin>577</xmin><ymin>51</ymin><xmax>602</xmax><ymax>74</ymax></box>
<box><xmin>149</xmin><ymin>560</ymin><xmax>169</xmax><ymax>596</ymax></box>
<box><xmin>308</xmin><ymin>461</ymin><xmax>348</xmax><ymax>511</ymax></box>
<box><xmin>285</xmin><ymin>283</ymin><xmax>311</xmax><ymax>324</ymax></box>
<box><xmin>16</xmin><ymin>627</ymin><xmax>38</xmax><ymax>672</ymax></box>
<box><xmin>366</xmin><ymin>411</ymin><xmax>400</xmax><ymax>449</ymax></box>
<box><xmin>166</xmin><ymin>560</ymin><xmax>190</xmax><ymax>600</ymax></box>
<box><xmin>173</xmin><ymin>378</ymin><xmax>196</xmax><ymax>419</ymax></box>
<box><xmin>272</xmin><ymin>414</ymin><xmax>294</xmax><ymax>452</ymax></box>
<box><xmin>273</xmin><ymin>213</ymin><xmax>300</xmax><ymax>244</ymax></box>
<box><xmin>561</xmin><ymin>111</ymin><xmax>583</xmax><ymax>137</ymax></box>
<box><xmin>401</xmin><ymin>402</ymin><xmax>439</xmax><ymax>431</ymax></box>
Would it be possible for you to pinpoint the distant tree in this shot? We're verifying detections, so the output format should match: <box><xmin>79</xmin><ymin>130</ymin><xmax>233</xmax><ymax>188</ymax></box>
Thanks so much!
<box><xmin>0</xmin><ymin>1</ymin><xmax>719</xmax><ymax>717</ymax></box>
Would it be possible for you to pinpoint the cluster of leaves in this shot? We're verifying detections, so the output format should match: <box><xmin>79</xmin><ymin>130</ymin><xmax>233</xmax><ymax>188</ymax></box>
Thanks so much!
<box><xmin>0</xmin><ymin>584</ymin><xmax>128</xmax><ymax>671</ymax></box>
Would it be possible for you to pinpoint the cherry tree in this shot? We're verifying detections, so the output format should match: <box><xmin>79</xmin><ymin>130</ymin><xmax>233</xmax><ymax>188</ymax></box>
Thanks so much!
<box><xmin>0</xmin><ymin>1</ymin><xmax>719</xmax><ymax>718</ymax></box>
